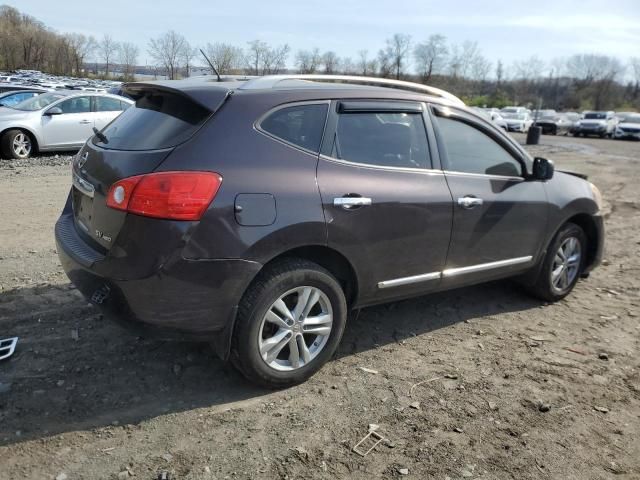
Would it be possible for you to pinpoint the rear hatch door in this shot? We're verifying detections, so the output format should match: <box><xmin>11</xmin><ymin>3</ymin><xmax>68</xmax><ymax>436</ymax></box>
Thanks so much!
<box><xmin>71</xmin><ymin>84</ymin><xmax>228</xmax><ymax>252</ymax></box>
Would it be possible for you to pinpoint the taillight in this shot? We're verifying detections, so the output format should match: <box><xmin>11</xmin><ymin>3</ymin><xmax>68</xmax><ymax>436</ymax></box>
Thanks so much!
<box><xmin>106</xmin><ymin>171</ymin><xmax>222</xmax><ymax>221</ymax></box>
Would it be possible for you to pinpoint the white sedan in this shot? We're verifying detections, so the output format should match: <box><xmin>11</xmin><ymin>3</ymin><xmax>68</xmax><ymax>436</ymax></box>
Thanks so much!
<box><xmin>501</xmin><ymin>112</ymin><xmax>533</xmax><ymax>133</ymax></box>
<box><xmin>0</xmin><ymin>91</ymin><xmax>133</xmax><ymax>159</ymax></box>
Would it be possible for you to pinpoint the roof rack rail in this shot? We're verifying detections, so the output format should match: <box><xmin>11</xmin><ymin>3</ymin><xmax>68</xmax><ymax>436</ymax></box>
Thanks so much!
<box><xmin>238</xmin><ymin>74</ymin><xmax>465</xmax><ymax>106</ymax></box>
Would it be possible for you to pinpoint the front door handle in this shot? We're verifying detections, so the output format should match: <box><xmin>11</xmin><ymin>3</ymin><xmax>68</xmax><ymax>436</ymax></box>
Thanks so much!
<box><xmin>458</xmin><ymin>196</ymin><xmax>484</xmax><ymax>209</ymax></box>
<box><xmin>79</xmin><ymin>120</ymin><xmax>92</xmax><ymax>124</ymax></box>
<box><xmin>333</xmin><ymin>196</ymin><xmax>372</xmax><ymax>209</ymax></box>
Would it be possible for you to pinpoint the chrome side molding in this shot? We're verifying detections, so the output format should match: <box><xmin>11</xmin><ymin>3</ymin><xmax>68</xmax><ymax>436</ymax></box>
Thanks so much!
<box><xmin>442</xmin><ymin>256</ymin><xmax>533</xmax><ymax>277</ymax></box>
<box><xmin>377</xmin><ymin>256</ymin><xmax>533</xmax><ymax>289</ymax></box>
<box><xmin>378</xmin><ymin>271</ymin><xmax>440</xmax><ymax>289</ymax></box>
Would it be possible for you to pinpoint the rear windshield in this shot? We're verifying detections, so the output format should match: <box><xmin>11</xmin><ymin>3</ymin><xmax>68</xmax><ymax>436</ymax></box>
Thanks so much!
<box><xmin>584</xmin><ymin>112</ymin><xmax>606</xmax><ymax>119</ymax></box>
<box><xmin>93</xmin><ymin>89</ymin><xmax>211</xmax><ymax>151</ymax></box>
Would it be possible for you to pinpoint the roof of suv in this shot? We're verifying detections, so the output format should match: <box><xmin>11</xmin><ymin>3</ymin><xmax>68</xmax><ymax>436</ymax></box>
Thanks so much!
<box><xmin>123</xmin><ymin>74</ymin><xmax>465</xmax><ymax>111</ymax></box>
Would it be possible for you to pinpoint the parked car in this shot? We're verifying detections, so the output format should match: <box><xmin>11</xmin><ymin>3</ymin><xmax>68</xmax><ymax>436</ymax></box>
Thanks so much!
<box><xmin>614</xmin><ymin>112</ymin><xmax>637</xmax><ymax>123</ymax></box>
<box><xmin>573</xmin><ymin>111</ymin><xmax>617</xmax><ymax>138</ymax></box>
<box><xmin>0</xmin><ymin>83</ymin><xmax>48</xmax><ymax>94</ymax></box>
<box><xmin>0</xmin><ymin>91</ymin><xmax>133</xmax><ymax>159</ymax></box>
<box><xmin>55</xmin><ymin>75</ymin><xmax>604</xmax><ymax>387</ymax></box>
<box><xmin>613</xmin><ymin>113</ymin><xmax>640</xmax><ymax>140</ymax></box>
<box><xmin>536</xmin><ymin>113</ymin><xmax>575</xmax><ymax>135</ymax></box>
<box><xmin>502</xmin><ymin>111</ymin><xmax>533</xmax><ymax>132</ymax></box>
<box><xmin>501</xmin><ymin>106</ymin><xmax>528</xmax><ymax>115</ymax></box>
<box><xmin>0</xmin><ymin>89</ymin><xmax>44</xmax><ymax>107</ymax></box>
<box><xmin>474</xmin><ymin>107</ymin><xmax>508</xmax><ymax>130</ymax></box>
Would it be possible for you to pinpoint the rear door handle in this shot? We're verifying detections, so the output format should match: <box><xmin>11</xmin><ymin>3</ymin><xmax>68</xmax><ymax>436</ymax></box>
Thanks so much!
<box><xmin>79</xmin><ymin>120</ymin><xmax>91</xmax><ymax>124</ymax></box>
<box><xmin>333</xmin><ymin>196</ymin><xmax>372</xmax><ymax>209</ymax></box>
<box><xmin>457</xmin><ymin>196</ymin><xmax>483</xmax><ymax>209</ymax></box>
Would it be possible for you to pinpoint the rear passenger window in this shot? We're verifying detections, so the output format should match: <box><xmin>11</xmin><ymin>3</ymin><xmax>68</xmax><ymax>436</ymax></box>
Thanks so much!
<box><xmin>260</xmin><ymin>104</ymin><xmax>328</xmax><ymax>153</ymax></box>
<box><xmin>95</xmin><ymin>96</ymin><xmax>125</xmax><ymax>112</ymax></box>
<box><xmin>435</xmin><ymin>116</ymin><xmax>522</xmax><ymax>177</ymax></box>
<box><xmin>333</xmin><ymin>112</ymin><xmax>430</xmax><ymax>169</ymax></box>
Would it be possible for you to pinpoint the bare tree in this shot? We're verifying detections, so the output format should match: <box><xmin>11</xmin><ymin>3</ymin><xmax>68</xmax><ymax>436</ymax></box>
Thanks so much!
<box><xmin>66</xmin><ymin>33</ymin><xmax>96</xmax><ymax>76</ymax></box>
<box><xmin>245</xmin><ymin>40</ymin><xmax>290</xmax><ymax>75</ymax></box>
<box><xmin>181</xmin><ymin>43</ymin><xmax>197</xmax><ymax>78</ymax></box>
<box><xmin>340</xmin><ymin>57</ymin><xmax>356</xmax><ymax>75</ymax></box>
<box><xmin>119</xmin><ymin>42</ymin><xmax>139</xmax><ymax>81</ymax></box>
<box><xmin>322</xmin><ymin>51</ymin><xmax>340</xmax><ymax>74</ymax></box>
<box><xmin>513</xmin><ymin>55</ymin><xmax>546</xmax><ymax>80</ymax></box>
<box><xmin>377</xmin><ymin>48</ymin><xmax>393</xmax><ymax>78</ymax></box>
<box><xmin>99</xmin><ymin>34</ymin><xmax>118</xmax><ymax>78</ymax></box>
<box><xmin>204</xmin><ymin>42</ymin><xmax>244</xmax><ymax>75</ymax></box>
<box><xmin>566</xmin><ymin>54</ymin><xmax>623</xmax><ymax>109</ymax></box>
<box><xmin>356</xmin><ymin>50</ymin><xmax>377</xmax><ymax>76</ymax></box>
<box><xmin>413</xmin><ymin>34</ymin><xmax>447</xmax><ymax>82</ymax></box>
<box><xmin>383</xmin><ymin>34</ymin><xmax>411</xmax><ymax>79</ymax></box>
<box><xmin>148</xmin><ymin>30</ymin><xmax>188</xmax><ymax>79</ymax></box>
<box><xmin>495</xmin><ymin>60</ymin><xmax>504</xmax><ymax>85</ymax></box>
<box><xmin>295</xmin><ymin>48</ymin><xmax>321</xmax><ymax>74</ymax></box>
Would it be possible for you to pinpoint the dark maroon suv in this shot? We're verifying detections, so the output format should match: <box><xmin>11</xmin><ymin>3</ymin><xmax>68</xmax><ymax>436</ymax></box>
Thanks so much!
<box><xmin>55</xmin><ymin>75</ymin><xmax>604</xmax><ymax>387</ymax></box>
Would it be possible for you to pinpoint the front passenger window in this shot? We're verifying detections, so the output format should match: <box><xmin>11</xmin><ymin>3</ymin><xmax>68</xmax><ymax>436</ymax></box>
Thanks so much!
<box><xmin>57</xmin><ymin>96</ymin><xmax>91</xmax><ymax>114</ymax></box>
<box><xmin>436</xmin><ymin>116</ymin><xmax>522</xmax><ymax>177</ymax></box>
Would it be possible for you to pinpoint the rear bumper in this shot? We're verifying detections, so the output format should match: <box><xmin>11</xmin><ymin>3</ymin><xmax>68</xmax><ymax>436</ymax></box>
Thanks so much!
<box><xmin>55</xmin><ymin>213</ymin><xmax>262</xmax><ymax>343</ymax></box>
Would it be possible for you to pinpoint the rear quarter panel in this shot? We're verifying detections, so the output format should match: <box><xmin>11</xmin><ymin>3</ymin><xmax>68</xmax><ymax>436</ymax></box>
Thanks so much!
<box><xmin>161</xmin><ymin>92</ymin><xmax>328</xmax><ymax>263</ymax></box>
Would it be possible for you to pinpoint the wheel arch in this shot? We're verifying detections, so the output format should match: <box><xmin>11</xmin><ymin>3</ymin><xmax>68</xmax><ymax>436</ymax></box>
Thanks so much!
<box><xmin>260</xmin><ymin>245</ymin><xmax>359</xmax><ymax>307</ymax></box>
<box><xmin>564</xmin><ymin>213</ymin><xmax>600</xmax><ymax>271</ymax></box>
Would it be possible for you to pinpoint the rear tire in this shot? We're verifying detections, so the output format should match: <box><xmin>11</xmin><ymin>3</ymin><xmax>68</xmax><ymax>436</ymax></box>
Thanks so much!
<box><xmin>1</xmin><ymin>129</ymin><xmax>35</xmax><ymax>159</ymax></box>
<box><xmin>231</xmin><ymin>258</ymin><xmax>347</xmax><ymax>388</ymax></box>
<box><xmin>526</xmin><ymin>223</ymin><xmax>586</xmax><ymax>302</ymax></box>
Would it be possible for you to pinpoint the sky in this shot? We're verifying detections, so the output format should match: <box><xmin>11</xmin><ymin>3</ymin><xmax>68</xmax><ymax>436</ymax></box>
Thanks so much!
<box><xmin>14</xmin><ymin>0</ymin><xmax>640</xmax><ymax>74</ymax></box>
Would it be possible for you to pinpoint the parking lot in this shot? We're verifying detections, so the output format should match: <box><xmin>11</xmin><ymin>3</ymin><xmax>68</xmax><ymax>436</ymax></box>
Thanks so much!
<box><xmin>0</xmin><ymin>133</ymin><xmax>639</xmax><ymax>479</ymax></box>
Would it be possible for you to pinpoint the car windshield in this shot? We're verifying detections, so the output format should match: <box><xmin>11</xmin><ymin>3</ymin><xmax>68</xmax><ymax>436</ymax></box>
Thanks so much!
<box><xmin>503</xmin><ymin>112</ymin><xmax>526</xmax><ymax>120</ymax></box>
<box><xmin>584</xmin><ymin>112</ymin><xmax>606</xmax><ymax>120</ymax></box>
<box><xmin>10</xmin><ymin>92</ymin><xmax>66</xmax><ymax>111</ymax></box>
<box><xmin>623</xmin><ymin>114</ymin><xmax>640</xmax><ymax>123</ymax></box>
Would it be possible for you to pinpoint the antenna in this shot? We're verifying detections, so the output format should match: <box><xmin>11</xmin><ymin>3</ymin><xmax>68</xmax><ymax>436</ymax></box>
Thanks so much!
<box><xmin>199</xmin><ymin>49</ymin><xmax>221</xmax><ymax>82</ymax></box>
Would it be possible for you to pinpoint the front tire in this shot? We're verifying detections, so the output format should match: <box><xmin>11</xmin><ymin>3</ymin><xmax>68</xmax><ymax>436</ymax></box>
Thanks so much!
<box><xmin>232</xmin><ymin>258</ymin><xmax>347</xmax><ymax>388</ymax></box>
<box><xmin>527</xmin><ymin>223</ymin><xmax>586</xmax><ymax>302</ymax></box>
<box><xmin>1</xmin><ymin>129</ymin><xmax>34</xmax><ymax>159</ymax></box>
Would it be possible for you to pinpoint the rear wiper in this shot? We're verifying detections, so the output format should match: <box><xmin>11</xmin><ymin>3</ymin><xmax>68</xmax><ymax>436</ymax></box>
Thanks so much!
<box><xmin>93</xmin><ymin>127</ymin><xmax>108</xmax><ymax>144</ymax></box>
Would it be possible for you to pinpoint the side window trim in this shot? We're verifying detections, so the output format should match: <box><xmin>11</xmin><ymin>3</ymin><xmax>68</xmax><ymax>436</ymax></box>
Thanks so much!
<box><xmin>321</xmin><ymin>100</ymin><xmax>435</xmax><ymax>171</ymax></box>
<box><xmin>429</xmin><ymin>105</ymin><xmax>529</xmax><ymax>178</ymax></box>
<box><xmin>255</xmin><ymin>100</ymin><xmax>331</xmax><ymax>156</ymax></box>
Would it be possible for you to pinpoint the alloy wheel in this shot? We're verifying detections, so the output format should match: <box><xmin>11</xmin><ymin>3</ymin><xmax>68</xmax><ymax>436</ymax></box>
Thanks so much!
<box><xmin>258</xmin><ymin>286</ymin><xmax>333</xmax><ymax>371</ymax></box>
<box><xmin>550</xmin><ymin>236</ymin><xmax>581</xmax><ymax>293</ymax></box>
<box><xmin>12</xmin><ymin>133</ymin><xmax>32</xmax><ymax>158</ymax></box>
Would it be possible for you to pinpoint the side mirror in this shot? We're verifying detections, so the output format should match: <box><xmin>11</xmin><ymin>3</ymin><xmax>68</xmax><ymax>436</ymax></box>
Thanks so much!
<box><xmin>532</xmin><ymin>157</ymin><xmax>554</xmax><ymax>181</ymax></box>
<box><xmin>45</xmin><ymin>106</ymin><xmax>63</xmax><ymax>116</ymax></box>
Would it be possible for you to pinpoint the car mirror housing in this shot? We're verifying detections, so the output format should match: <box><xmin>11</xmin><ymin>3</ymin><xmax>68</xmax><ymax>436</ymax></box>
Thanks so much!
<box><xmin>532</xmin><ymin>157</ymin><xmax>554</xmax><ymax>181</ymax></box>
<box><xmin>45</xmin><ymin>106</ymin><xmax>63</xmax><ymax>116</ymax></box>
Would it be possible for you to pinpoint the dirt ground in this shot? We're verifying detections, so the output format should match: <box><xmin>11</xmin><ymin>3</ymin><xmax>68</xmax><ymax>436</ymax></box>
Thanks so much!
<box><xmin>0</xmin><ymin>134</ymin><xmax>639</xmax><ymax>480</ymax></box>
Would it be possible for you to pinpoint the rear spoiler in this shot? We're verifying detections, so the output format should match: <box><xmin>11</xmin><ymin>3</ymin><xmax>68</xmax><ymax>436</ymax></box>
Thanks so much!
<box><xmin>122</xmin><ymin>81</ymin><xmax>233</xmax><ymax>112</ymax></box>
<box><xmin>558</xmin><ymin>170</ymin><xmax>588</xmax><ymax>180</ymax></box>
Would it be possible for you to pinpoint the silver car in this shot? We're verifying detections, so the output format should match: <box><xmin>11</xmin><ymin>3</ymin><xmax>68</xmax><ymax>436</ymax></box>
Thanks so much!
<box><xmin>0</xmin><ymin>91</ymin><xmax>133</xmax><ymax>159</ymax></box>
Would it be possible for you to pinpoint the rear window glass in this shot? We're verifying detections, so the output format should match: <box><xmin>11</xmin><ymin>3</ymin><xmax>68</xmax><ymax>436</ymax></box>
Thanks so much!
<box><xmin>94</xmin><ymin>89</ymin><xmax>211</xmax><ymax>151</ymax></box>
<box><xmin>260</xmin><ymin>104</ymin><xmax>328</xmax><ymax>153</ymax></box>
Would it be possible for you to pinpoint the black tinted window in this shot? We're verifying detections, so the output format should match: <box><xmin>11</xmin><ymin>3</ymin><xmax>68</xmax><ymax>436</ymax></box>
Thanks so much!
<box><xmin>334</xmin><ymin>112</ymin><xmax>430</xmax><ymax>169</ymax></box>
<box><xmin>58</xmin><ymin>96</ymin><xmax>91</xmax><ymax>114</ymax></box>
<box><xmin>95</xmin><ymin>96</ymin><xmax>125</xmax><ymax>112</ymax></box>
<box><xmin>436</xmin><ymin>116</ymin><xmax>522</xmax><ymax>177</ymax></box>
<box><xmin>261</xmin><ymin>104</ymin><xmax>328</xmax><ymax>152</ymax></box>
<box><xmin>94</xmin><ymin>89</ymin><xmax>210</xmax><ymax>151</ymax></box>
